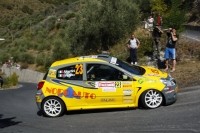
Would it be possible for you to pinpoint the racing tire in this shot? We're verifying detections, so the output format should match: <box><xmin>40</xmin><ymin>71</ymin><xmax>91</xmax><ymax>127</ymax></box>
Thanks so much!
<box><xmin>140</xmin><ymin>89</ymin><xmax>163</xmax><ymax>109</ymax></box>
<box><xmin>42</xmin><ymin>97</ymin><xmax>65</xmax><ymax>117</ymax></box>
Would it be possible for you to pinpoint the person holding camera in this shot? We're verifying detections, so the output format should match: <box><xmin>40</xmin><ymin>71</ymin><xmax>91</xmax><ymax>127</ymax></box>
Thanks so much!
<box><xmin>152</xmin><ymin>24</ymin><xmax>164</xmax><ymax>60</ymax></box>
<box><xmin>164</xmin><ymin>28</ymin><xmax>179</xmax><ymax>72</ymax></box>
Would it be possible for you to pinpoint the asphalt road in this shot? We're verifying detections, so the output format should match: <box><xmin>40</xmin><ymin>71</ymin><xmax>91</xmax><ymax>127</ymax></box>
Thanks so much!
<box><xmin>181</xmin><ymin>30</ymin><xmax>200</xmax><ymax>42</ymax></box>
<box><xmin>0</xmin><ymin>83</ymin><xmax>200</xmax><ymax>133</ymax></box>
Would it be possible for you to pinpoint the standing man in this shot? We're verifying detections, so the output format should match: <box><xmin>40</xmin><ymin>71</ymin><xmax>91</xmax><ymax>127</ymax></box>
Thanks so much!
<box><xmin>147</xmin><ymin>15</ymin><xmax>154</xmax><ymax>30</ymax></box>
<box><xmin>157</xmin><ymin>13</ymin><xmax>162</xmax><ymax>26</ymax></box>
<box><xmin>164</xmin><ymin>28</ymin><xmax>179</xmax><ymax>72</ymax></box>
<box><xmin>152</xmin><ymin>24</ymin><xmax>164</xmax><ymax>60</ymax></box>
<box><xmin>126</xmin><ymin>34</ymin><xmax>140</xmax><ymax>65</ymax></box>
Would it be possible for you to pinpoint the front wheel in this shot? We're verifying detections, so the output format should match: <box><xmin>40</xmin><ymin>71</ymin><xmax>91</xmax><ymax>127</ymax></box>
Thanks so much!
<box><xmin>42</xmin><ymin>97</ymin><xmax>65</xmax><ymax>117</ymax></box>
<box><xmin>140</xmin><ymin>90</ymin><xmax>163</xmax><ymax>109</ymax></box>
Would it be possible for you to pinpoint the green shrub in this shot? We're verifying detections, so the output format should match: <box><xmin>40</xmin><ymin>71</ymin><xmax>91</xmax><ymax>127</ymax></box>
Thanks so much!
<box><xmin>20</xmin><ymin>63</ymin><xmax>28</xmax><ymax>69</ymax></box>
<box><xmin>56</xmin><ymin>23</ymin><xmax>61</xmax><ymax>30</ymax></box>
<box><xmin>6</xmin><ymin>4</ymin><xmax>13</xmax><ymax>10</ymax></box>
<box><xmin>2</xmin><ymin>76</ymin><xmax>11</xmax><ymax>88</ymax></box>
<box><xmin>19</xmin><ymin>53</ymin><xmax>35</xmax><ymax>64</ymax></box>
<box><xmin>21</xmin><ymin>5</ymin><xmax>33</xmax><ymax>15</ymax></box>
<box><xmin>9</xmin><ymin>72</ymin><xmax>19</xmax><ymax>86</ymax></box>
<box><xmin>64</xmin><ymin>12</ymin><xmax>75</xmax><ymax>20</ymax></box>
<box><xmin>36</xmin><ymin>53</ymin><xmax>45</xmax><ymax>66</ymax></box>
<box><xmin>48</xmin><ymin>23</ymin><xmax>55</xmax><ymax>31</ymax></box>
<box><xmin>0</xmin><ymin>52</ymin><xmax>10</xmax><ymax>63</ymax></box>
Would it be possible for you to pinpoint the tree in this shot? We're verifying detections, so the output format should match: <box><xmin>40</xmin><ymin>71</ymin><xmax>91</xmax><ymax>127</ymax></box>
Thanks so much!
<box><xmin>163</xmin><ymin>0</ymin><xmax>187</xmax><ymax>30</ymax></box>
<box><xmin>67</xmin><ymin>0</ymin><xmax>140</xmax><ymax>56</ymax></box>
<box><xmin>150</xmin><ymin>0</ymin><xmax>168</xmax><ymax>15</ymax></box>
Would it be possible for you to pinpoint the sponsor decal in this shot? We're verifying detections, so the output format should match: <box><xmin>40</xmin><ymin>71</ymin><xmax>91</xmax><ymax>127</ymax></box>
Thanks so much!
<box><xmin>123</xmin><ymin>100</ymin><xmax>133</xmax><ymax>103</ymax></box>
<box><xmin>96</xmin><ymin>82</ymin><xmax>116</xmax><ymax>92</ymax></box>
<box><xmin>146</xmin><ymin>74</ymin><xmax>160</xmax><ymax>77</ymax></box>
<box><xmin>122</xmin><ymin>82</ymin><xmax>132</xmax><ymax>84</ymax></box>
<box><xmin>115</xmin><ymin>82</ymin><xmax>121</xmax><ymax>88</ymax></box>
<box><xmin>165</xmin><ymin>90</ymin><xmax>175</xmax><ymax>94</ymax></box>
<box><xmin>122</xmin><ymin>84</ymin><xmax>132</xmax><ymax>88</ymax></box>
<box><xmin>123</xmin><ymin>96</ymin><xmax>133</xmax><ymax>99</ymax></box>
<box><xmin>151</xmin><ymin>69</ymin><xmax>159</xmax><ymax>74</ymax></box>
<box><xmin>58</xmin><ymin>69</ymin><xmax>75</xmax><ymax>78</ymax></box>
<box><xmin>110</xmin><ymin>57</ymin><xmax>117</xmax><ymax>64</ymax></box>
<box><xmin>145</xmin><ymin>79</ymin><xmax>157</xmax><ymax>83</ymax></box>
<box><xmin>102</xmin><ymin>88</ymin><xmax>116</xmax><ymax>92</ymax></box>
<box><xmin>138</xmin><ymin>78</ymin><xmax>144</xmax><ymax>84</ymax></box>
<box><xmin>123</xmin><ymin>89</ymin><xmax>132</xmax><ymax>93</ymax></box>
<box><xmin>48</xmin><ymin>69</ymin><xmax>56</xmax><ymax>77</ymax></box>
<box><xmin>45</xmin><ymin>87</ymin><xmax>96</xmax><ymax>99</ymax></box>
<box><xmin>101</xmin><ymin>98</ymin><xmax>115</xmax><ymax>102</ymax></box>
<box><xmin>86</xmin><ymin>81</ymin><xmax>95</xmax><ymax>87</ymax></box>
<box><xmin>123</xmin><ymin>89</ymin><xmax>132</xmax><ymax>96</ymax></box>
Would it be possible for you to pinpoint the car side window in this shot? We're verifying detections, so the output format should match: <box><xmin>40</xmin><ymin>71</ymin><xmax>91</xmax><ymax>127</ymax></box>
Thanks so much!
<box><xmin>86</xmin><ymin>64</ymin><xmax>125</xmax><ymax>81</ymax></box>
<box><xmin>56</xmin><ymin>64</ymin><xmax>83</xmax><ymax>80</ymax></box>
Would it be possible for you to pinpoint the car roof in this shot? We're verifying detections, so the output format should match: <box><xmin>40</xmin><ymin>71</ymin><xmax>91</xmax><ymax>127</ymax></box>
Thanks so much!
<box><xmin>51</xmin><ymin>54</ymin><xmax>113</xmax><ymax>67</ymax></box>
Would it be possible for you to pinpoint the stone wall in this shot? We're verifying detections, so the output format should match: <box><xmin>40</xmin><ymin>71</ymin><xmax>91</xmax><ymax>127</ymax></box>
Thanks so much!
<box><xmin>1</xmin><ymin>65</ymin><xmax>44</xmax><ymax>83</ymax></box>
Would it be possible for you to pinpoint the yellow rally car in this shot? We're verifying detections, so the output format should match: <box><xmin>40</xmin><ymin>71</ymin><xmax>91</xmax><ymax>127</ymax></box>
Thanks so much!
<box><xmin>35</xmin><ymin>54</ymin><xmax>178</xmax><ymax>117</ymax></box>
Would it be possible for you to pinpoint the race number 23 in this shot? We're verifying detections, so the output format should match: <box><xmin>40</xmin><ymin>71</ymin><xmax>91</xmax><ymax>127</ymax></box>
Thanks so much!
<box><xmin>75</xmin><ymin>64</ymin><xmax>83</xmax><ymax>74</ymax></box>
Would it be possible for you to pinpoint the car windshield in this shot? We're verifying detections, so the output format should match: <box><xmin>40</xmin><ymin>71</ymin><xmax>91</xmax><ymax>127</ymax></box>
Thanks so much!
<box><xmin>114</xmin><ymin>59</ymin><xmax>145</xmax><ymax>75</ymax></box>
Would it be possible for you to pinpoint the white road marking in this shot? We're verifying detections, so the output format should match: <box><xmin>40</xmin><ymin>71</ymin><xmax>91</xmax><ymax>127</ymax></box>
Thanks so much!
<box><xmin>181</xmin><ymin>34</ymin><xmax>200</xmax><ymax>42</ymax></box>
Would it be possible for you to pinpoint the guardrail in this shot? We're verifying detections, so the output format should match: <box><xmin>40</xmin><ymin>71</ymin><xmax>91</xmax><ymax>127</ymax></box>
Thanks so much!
<box><xmin>184</xmin><ymin>25</ymin><xmax>200</xmax><ymax>31</ymax></box>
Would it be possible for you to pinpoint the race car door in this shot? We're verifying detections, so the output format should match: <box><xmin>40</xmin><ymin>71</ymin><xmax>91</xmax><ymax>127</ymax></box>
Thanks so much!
<box><xmin>84</xmin><ymin>63</ymin><xmax>127</xmax><ymax>106</ymax></box>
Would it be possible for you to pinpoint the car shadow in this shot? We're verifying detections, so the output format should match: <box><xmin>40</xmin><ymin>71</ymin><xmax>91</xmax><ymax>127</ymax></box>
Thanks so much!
<box><xmin>0</xmin><ymin>114</ymin><xmax>22</xmax><ymax>128</ymax></box>
<box><xmin>65</xmin><ymin>108</ymin><xmax>137</xmax><ymax>116</ymax></box>
<box><xmin>37</xmin><ymin>108</ymin><xmax>137</xmax><ymax>117</ymax></box>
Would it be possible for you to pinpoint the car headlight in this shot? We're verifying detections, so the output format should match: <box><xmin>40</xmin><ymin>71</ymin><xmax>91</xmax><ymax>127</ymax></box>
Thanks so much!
<box><xmin>160</xmin><ymin>78</ymin><xmax>175</xmax><ymax>86</ymax></box>
<box><xmin>160</xmin><ymin>78</ymin><xmax>168</xmax><ymax>85</ymax></box>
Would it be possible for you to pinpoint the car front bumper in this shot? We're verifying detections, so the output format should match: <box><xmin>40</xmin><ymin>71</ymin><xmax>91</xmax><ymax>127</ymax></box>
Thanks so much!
<box><xmin>162</xmin><ymin>84</ymin><xmax>178</xmax><ymax>105</ymax></box>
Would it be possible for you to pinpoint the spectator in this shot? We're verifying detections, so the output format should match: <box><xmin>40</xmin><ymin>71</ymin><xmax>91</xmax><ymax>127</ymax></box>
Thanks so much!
<box><xmin>126</xmin><ymin>34</ymin><xmax>140</xmax><ymax>65</ymax></box>
<box><xmin>164</xmin><ymin>28</ymin><xmax>179</xmax><ymax>72</ymax></box>
<box><xmin>157</xmin><ymin>13</ymin><xmax>162</xmax><ymax>26</ymax></box>
<box><xmin>147</xmin><ymin>15</ymin><xmax>154</xmax><ymax>30</ymax></box>
<box><xmin>0</xmin><ymin>74</ymin><xmax>3</xmax><ymax>89</ymax></box>
<box><xmin>152</xmin><ymin>24</ymin><xmax>164</xmax><ymax>60</ymax></box>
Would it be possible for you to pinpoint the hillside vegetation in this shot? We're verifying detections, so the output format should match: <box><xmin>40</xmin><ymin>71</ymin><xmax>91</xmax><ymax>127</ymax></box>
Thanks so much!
<box><xmin>0</xmin><ymin>0</ymin><xmax>199</xmax><ymax>74</ymax></box>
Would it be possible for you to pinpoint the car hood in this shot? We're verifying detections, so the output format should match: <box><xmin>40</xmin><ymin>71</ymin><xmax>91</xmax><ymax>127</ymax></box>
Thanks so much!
<box><xmin>141</xmin><ymin>66</ymin><xmax>168</xmax><ymax>78</ymax></box>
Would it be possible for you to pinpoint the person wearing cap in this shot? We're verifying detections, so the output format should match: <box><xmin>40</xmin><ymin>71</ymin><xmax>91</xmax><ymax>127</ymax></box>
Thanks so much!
<box><xmin>164</xmin><ymin>28</ymin><xmax>179</xmax><ymax>72</ymax></box>
<box><xmin>152</xmin><ymin>23</ymin><xmax>164</xmax><ymax>60</ymax></box>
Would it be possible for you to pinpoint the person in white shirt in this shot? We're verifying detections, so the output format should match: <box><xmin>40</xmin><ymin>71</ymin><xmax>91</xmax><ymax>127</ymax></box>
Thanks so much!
<box><xmin>148</xmin><ymin>15</ymin><xmax>154</xmax><ymax>29</ymax></box>
<box><xmin>126</xmin><ymin>34</ymin><xmax>140</xmax><ymax>65</ymax></box>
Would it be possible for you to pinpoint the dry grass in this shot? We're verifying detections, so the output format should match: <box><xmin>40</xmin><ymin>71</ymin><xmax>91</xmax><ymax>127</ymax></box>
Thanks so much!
<box><xmin>169</xmin><ymin>60</ymin><xmax>200</xmax><ymax>88</ymax></box>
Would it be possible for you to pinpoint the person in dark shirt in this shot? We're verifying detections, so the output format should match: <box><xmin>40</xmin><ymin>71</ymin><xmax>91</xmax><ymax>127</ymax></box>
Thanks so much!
<box><xmin>152</xmin><ymin>24</ymin><xmax>163</xmax><ymax>60</ymax></box>
<box><xmin>0</xmin><ymin>75</ymin><xmax>3</xmax><ymax>88</ymax></box>
<box><xmin>164</xmin><ymin>28</ymin><xmax>179</xmax><ymax>72</ymax></box>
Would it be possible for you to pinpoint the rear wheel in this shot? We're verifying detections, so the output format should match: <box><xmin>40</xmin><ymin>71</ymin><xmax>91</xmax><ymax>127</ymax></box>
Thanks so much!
<box><xmin>42</xmin><ymin>97</ymin><xmax>65</xmax><ymax>117</ymax></box>
<box><xmin>141</xmin><ymin>90</ymin><xmax>163</xmax><ymax>109</ymax></box>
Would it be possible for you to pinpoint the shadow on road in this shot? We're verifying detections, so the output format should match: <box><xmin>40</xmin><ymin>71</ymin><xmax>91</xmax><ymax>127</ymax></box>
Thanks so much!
<box><xmin>0</xmin><ymin>114</ymin><xmax>22</xmax><ymax>128</ymax></box>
